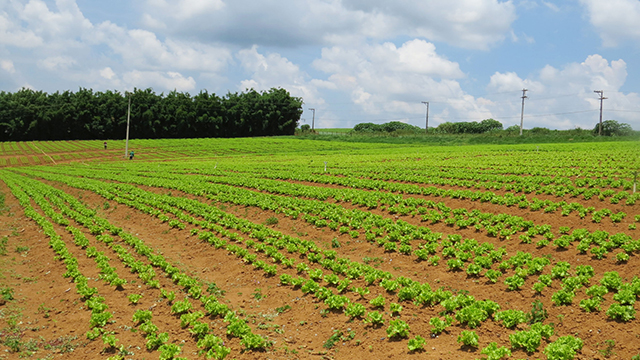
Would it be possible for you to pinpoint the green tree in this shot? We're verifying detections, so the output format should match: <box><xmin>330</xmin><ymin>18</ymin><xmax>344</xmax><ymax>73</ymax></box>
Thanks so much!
<box><xmin>0</xmin><ymin>87</ymin><xmax>302</xmax><ymax>141</ymax></box>
<box><xmin>594</xmin><ymin>120</ymin><xmax>633</xmax><ymax>136</ymax></box>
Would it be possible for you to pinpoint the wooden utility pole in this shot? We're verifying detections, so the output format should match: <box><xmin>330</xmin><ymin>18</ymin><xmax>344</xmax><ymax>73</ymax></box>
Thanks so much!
<box><xmin>309</xmin><ymin>108</ymin><xmax>316</xmax><ymax>131</ymax></box>
<box><xmin>421</xmin><ymin>101</ymin><xmax>429</xmax><ymax>134</ymax></box>
<box><xmin>124</xmin><ymin>94</ymin><xmax>131</xmax><ymax>158</ymax></box>
<box><xmin>519</xmin><ymin>89</ymin><xmax>528</xmax><ymax>136</ymax></box>
<box><xmin>593</xmin><ymin>90</ymin><xmax>607</xmax><ymax>135</ymax></box>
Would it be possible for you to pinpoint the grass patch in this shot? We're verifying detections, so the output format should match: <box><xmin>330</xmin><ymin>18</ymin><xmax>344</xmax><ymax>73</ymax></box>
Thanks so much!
<box><xmin>15</xmin><ymin>246</ymin><xmax>29</xmax><ymax>254</ymax></box>
<box><xmin>0</xmin><ymin>236</ymin><xmax>8</xmax><ymax>256</ymax></box>
<box><xmin>323</xmin><ymin>329</ymin><xmax>355</xmax><ymax>349</ymax></box>
<box><xmin>275</xmin><ymin>305</ymin><xmax>291</xmax><ymax>314</ymax></box>
<box><xmin>0</xmin><ymin>333</ymin><xmax>82</xmax><ymax>356</ymax></box>
<box><xmin>1</xmin><ymin>287</ymin><xmax>14</xmax><ymax>301</ymax></box>
<box><xmin>252</xmin><ymin>288</ymin><xmax>265</xmax><ymax>301</ymax></box>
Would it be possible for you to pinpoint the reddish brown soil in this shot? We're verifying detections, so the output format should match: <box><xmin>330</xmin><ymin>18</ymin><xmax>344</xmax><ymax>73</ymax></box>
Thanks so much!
<box><xmin>0</xmin><ymin>170</ymin><xmax>639</xmax><ymax>360</ymax></box>
<box><xmin>0</xmin><ymin>141</ymin><xmax>222</xmax><ymax>168</ymax></box>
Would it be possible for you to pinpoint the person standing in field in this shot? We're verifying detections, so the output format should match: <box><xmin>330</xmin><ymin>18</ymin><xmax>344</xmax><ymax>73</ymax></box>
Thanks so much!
<box><xmin>129</xmin><ymin>150</ymin><xmax>134</xmax><ymax>160</ymax></box>
<box><xmin>104</xmin><ymin>141</ymin><xmax>107</xmax><ymax>150</ymax></box>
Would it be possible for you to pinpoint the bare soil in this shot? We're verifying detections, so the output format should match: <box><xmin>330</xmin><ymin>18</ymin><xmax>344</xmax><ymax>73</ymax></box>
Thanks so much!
<box><xmin>0</xmin><ymin>171</ymin><xmax>639</xmax><ymax>360</ymax></box>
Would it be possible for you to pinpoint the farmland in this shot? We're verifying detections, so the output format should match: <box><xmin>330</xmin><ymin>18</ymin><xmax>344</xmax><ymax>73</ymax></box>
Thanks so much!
<box><xmin>0</xmin><ymin>137</ymin><xmax>639</xmax><ymax>360</ymax></box>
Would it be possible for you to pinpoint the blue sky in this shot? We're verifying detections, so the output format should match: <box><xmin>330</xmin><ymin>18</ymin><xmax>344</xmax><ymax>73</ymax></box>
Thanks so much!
<box><xmin>1</xmin><ymin>0</ymin><xmax>639</xmax><ymax>130</ymax></box>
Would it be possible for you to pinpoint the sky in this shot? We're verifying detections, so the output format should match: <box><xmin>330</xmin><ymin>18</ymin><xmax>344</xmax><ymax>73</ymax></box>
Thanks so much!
<box><xmin>1</xmin><ymin>0</ymin><xmax>640</xmax><ymax>130</ymax></box>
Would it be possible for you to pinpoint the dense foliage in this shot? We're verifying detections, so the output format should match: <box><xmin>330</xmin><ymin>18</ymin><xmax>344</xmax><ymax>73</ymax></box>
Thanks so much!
<box><xmin>593</xmin><ymin>120</ymin><xmax>634</xmax><ymax>136</ymax></box>
<box><xmin>348</xmin><ymin>119</ymin><xmax>636</xmax><ymax>140</ymax></box>
<box><xmin>434</xmin><ymin>119</ymin><xmax>503</xmax><ymax>134</ymax></box>
<box><xmin>0</xmin><ymin>87</ymin><xmax>302</xmax><ymax>141</ymax></box>
<box><xmin>353</xmin><ymin>121</ymin><xmax>422</xmax><ymax>133</ymax></box>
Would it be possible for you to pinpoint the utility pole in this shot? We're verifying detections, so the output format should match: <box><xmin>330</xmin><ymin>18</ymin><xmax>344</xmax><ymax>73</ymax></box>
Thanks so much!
<box><xmin>124</xmin><ymin>94</ymin><xmax>131</xmax><ymax>158</ymax></box>
<box><xmin>421</xmin><ymin>101</ymin><xmax>429</xmax><ymax>134</ymax></box>
<box><xmin>519</xmin><ymin>89</ymin><xmax>528</xmax><ymax>136</ymax></box>
<box><xmin>593</xmin><ymin>90</ymin><xmax>607</xmax><ymax>136</ymax></box>
<box><xmin>309</xmin><ymin>108</ymin><xmax>316</xmax><ymax>131</ymax></box>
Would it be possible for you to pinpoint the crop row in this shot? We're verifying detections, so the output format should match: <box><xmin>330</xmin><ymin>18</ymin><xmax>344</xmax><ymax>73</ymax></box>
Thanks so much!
<box><xmin>13</xmin><ymin>168</ymin><xmax>640</xmax><ymax>359</ymax></box>
<box><xmin>210</xmin><ymin>163</ymin><xmax>636</xmax><ymax>197</ymax></box>
<box><xmin>1</xmin><ymin>172</ymin><xmax>123</xmax><ymax>354</ymax></box>
<box><xmin>48</xmin><ymin>163</ymin><xmax>636</xmax><ymax>231</ymax></box>
<box><xmin>25</xmin><ymin>165</ymin><xmax>639</xmax><ymax>265</ymax></box>
<box><xmin>2</xmin><ymin>171</ymin><xmax>271</xmax><ymax>358</ymax></box>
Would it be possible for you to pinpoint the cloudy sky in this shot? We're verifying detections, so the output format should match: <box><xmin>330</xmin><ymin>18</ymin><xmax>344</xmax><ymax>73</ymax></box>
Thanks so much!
<box><xmin>1</xmin><ymin>0</ymin><xmax>640</xmax><ymax>130</ymax></box>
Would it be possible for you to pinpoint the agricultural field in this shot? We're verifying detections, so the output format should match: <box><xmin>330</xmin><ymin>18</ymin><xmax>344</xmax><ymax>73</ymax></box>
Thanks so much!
<box><xmin>0</xmin><ymin>137</ymin><xmax>639</xmax><ymax>360</ymax></box>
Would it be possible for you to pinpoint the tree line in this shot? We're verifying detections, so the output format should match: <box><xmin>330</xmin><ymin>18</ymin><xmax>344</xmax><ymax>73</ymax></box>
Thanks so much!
<box><xmin>352</xmin><ymin>119</ymin><xmax>634</xmax><ymax>136</ymax></box>
<box><xmin>0</xmin><ymin>87</ymin><xmax>303</xmax><ymax>141</ymax></box>
<box><xmin>352</xmin><ymin>119</ymin><xmax>503</xmax><ymax>134</ymax></box>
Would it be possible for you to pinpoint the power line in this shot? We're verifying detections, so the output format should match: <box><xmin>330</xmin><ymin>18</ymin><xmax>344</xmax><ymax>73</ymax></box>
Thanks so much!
<box><xmin>528</xmin><ymin>93</ymin><xmax>582</xmax><ymax>101</ymax></box>
<box><xmin>480</xmin><ymin>89</ymin><xmax>526</xmax><ymax>96</ymax></box>
<box><xmin>608</xmin><ymin>109</ymin><xmax>640</xmax><ymax>113</ymax></box>
<box><xmin>313</xmin><ymin>108</ymin><xmax>601</xmax><ymax>123</ymax></box>
<box><xmin>498</xmin><ymin>109</ymin><xmax>598</xmax><ymax>120</ymax></box>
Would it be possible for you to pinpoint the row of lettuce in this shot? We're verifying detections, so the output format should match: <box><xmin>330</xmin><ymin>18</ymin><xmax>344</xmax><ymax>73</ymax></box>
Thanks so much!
<box><xmin>7</xmin><ymin>164</ymin><xmax>640</xmax><ymax>359</ymax></box>
<box><xmin>32</xmin><ymin>164</ymin><xmax>638</xmax><ymax>262</ymax></box>
<box><xmin>2</xmin><ymin>171</ymin><xmax>255</xmax><ymax>359</ymax></box>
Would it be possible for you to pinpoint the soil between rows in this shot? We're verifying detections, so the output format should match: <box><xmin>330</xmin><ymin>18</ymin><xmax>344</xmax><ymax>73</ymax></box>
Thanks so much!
<box><xmin>1</xmin><ymin>174</ymin><xmax>639</xmax><ymax>360</ymax></box>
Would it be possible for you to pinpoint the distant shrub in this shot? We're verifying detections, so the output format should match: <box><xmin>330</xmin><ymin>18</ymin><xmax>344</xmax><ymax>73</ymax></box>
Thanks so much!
<box><xmin>296</xmin><ymin>124</ymin><xmax>316</xmax><ymax>135</ymax></box>
<box><xmin>593</xmin><ymin>120</ymin><xmax>634</xmax><ymax>136</ymax></box>
<box><xmin>529</xmin><ymin>127</ymin><xmax>552</xmax><ymax>135</ymax></box>
<box><xmin>435</xmin><ymin>119</ymin><xmax>503</xmax><ymax>134</ymax></box>
<box><xmin>353</xmin><ymin>122</ymin><xmax>383</xmax><ymax>132</ymax></box>
<box><xmin>381</xmin><ymin>121</ymin><xmax>421</xmax><ymax>133</ymax></box>
<box><xmin>353</xmin><ymin>121</ymin><xmax>421</xmax><ymax>133</ymax></box>
<box><xmin>505</xmin><ymin>125</ymin><xmax>520</xmax><ymax>134</ymax></box>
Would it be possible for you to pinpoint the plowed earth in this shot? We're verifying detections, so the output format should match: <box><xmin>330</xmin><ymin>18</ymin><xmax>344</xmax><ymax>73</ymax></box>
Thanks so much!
<box><xmin>1</xmin><ymin>169</ymin><xmax>639</xmax><ymax>360</ymax></box>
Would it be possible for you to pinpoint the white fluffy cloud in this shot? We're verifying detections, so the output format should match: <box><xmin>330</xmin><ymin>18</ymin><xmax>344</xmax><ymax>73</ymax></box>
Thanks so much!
<box><xmin>312</xmin><ymin>40</ymin><xmax>487</xmax><ymax>125</ymax></box>
<box><xmin>487</xmin><ymin>54</ymin><xmax>640</xmax><ymax>129</ymax></box>
<box><xmin>19</xmin><ymin>0</ymin><xmax>92</xmax><ymax>41</ymax></box>
<box><xmin>38</xmin><ymin>55</ymin><xmax>76</xmax><ymax>70</ymax></box>
<box><xmin>237</xmin><ymin>45</ymin><xmax>326</xmax><ymax>106</ymax></box>
<box><xmin>342</xmin><ymin>0</ymin><xmax>517</xmax><ymax>49</ymax></box>
<box><xmin>93</xmin><ymin>25</ymin><xmax>232</xmax><ymax>73</ymax></box>
<box><xmin>123</xmin><ymin>70</ymin><xmax>196</xmax><ymax>91</ymax></box>
<box><xmin>580</xmin><ymin>0</ymin><xmax>640</xmax><ymax>46</ymax></box>
<box><xmin>1</xmin><ymin>60</ymin><xmax>16</xmax><ymax>73</ymax></box>
<box><xmin>99</xmin><ymin>67</ymin><xmax>116</xmax><ymax>80</ymax></box>
<box><xmin>488</xmin><ymin>71</ymin><xmax>544</xmax><ymax>93</ymax></box>
<box><xmin>144</xmin><ymin>0</ymin><xmax>225</xmax><ymax>21</ymax></box>
<box><xmin>142</xmin><ymin>0</ymin><xmax>516</xmax><ymax>49</ymax></box>
<box><xmin>0</xmin><ymin>11</ymin><xmax>43</xmax><ymax>47</ymax></box>
<box><xmin>0</xmin><ymin>0</ymin><xmax>232</xmax><ymax>92</ymax></box>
